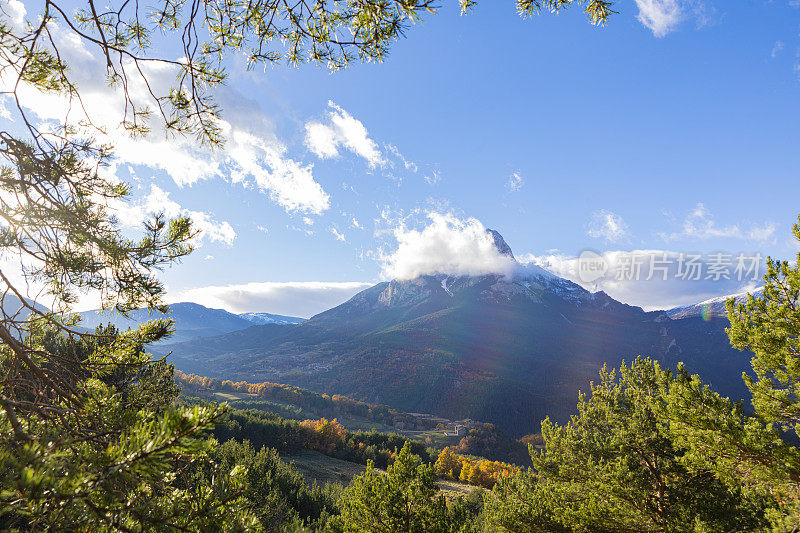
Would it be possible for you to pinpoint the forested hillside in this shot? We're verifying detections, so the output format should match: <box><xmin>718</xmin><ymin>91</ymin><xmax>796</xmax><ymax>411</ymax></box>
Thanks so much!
<box><xmin>164</xmin><ymin>268</ymin><xmax>754</xmax><ymax>436</ymax></box>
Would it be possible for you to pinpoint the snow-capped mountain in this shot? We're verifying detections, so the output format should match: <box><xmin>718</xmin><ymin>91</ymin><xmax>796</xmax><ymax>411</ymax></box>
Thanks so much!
<box><xmin>667</xmin><ymin>287</ymin><xmax>763</xmax><ymax>320</ymax></box>
<box><xmin>238</xmin><ymin>312</ymin><xmax>305</xmax><ymax>325</ymax></box>
<box><xmin>162</xmin><ymin>229</ymin><xmax>754</xmax><ymax>436</ymax></box>
<box><xmin>342</xmin><ymin>231</ymin><xmax>585</xmax><ymax>312</ymax></box>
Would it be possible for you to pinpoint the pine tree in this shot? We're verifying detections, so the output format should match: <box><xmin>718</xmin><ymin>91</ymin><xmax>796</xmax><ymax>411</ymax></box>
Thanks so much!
<box><xmin>648</xmin><ymin>215</ymin><xmax>800</xmax><ymax>529</ymax></box>
<box><xmin>486</xmin><ymin>359</ymin><xmax>768</xmax><ymax>532</ymax></box>
<box><xmin>0</xmin><ymin>323</ymin><xmax>257</xmax><ymax>530</ymax></box>
<box><xmin>337</xmin><ymin>442</ymin><xmax>467</xmax><ymax>533</ymax></box>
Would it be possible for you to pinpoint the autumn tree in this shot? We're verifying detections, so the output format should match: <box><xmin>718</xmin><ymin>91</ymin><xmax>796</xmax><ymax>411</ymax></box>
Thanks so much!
<box><xmin>434</xmin><ymin>446</ymin><xmax>462</xmax><ymax>480</ymax></box>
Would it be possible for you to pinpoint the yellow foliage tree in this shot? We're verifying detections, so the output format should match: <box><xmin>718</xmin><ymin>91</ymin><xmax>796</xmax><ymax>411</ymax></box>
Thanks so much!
<box><xmin>434</xmin><ymin>447</ymin><xmax>461</xmax><ymax>479</ymax></box>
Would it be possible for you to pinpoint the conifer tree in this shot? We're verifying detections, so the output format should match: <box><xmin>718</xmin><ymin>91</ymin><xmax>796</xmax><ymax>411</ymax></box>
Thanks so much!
<box><xmin>486</xmin><ymin>359</ymin><xmax>769</xmax><ymax>532</ymax></box>
<box><xmin>337</xmin><ymin>442</ymin><xmax>466</xmax><ymax>532</ymax></box>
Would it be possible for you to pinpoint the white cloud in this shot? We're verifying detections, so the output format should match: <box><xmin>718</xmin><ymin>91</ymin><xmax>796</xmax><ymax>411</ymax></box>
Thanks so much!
<box><xmin>747</xmin><ymin>222</ymin><xmax>777</xmax><ymax>242</ymax></box>
<box><xmin>112</xmin><ymin>184</ymin><xmax>236</xmax><ymax>245</ymax></box>
<box><xmin>379</xmin><ymin>213</ymin><xmax>517</xmax><ymax>280</ymax></box>
<box><xmin>660</xmin><ymin>203</ymin><xmax>775</xmax><ymax>242</ymax></box>
<box><xmin>506</xmin><ymin>171</ymin><xmax>524</xmax><ymax>192</ymax></box>
<box><xmin>0</xmin><ymin>28</ymin><xmax>331</xmax><ymax>215</ymax></box>
<box><xmin>424</xmin><ymin>171</ymin><xmax>441</xmax><ymax>185</ymax></box>
<box><xmin>287</xmin><ymin>224</ymin><xmax>314</xmax><ymax>236</ymax></box>
<box><xmin>587</xmin><ymin>210</ymin><xmax>629</xmax><ymax>242</ymax></box>
<box><xmin>0</xmin><ymin>0</ymin><xmax>26</xmax><ymax>29</ymax></box>
<box><xmin>351</xmin><ymin>217</ymin><xmax>363</xmax><ymax>230</ymax></box>
<box><xmin>385</xmin><ymin>143</ymin><xmax>419</xmax><ymax>173</ymax></box>
<box><xmin>108</xmin><ymin>134</ymin><xmax>222</xmax><ymax>188</ymax></box>
<box><xmin>636</xmin><ymin>0</ymin><xmax>683</xmax><ymax>37</ymax></box>
<box><xmin>633</xmin><ymin>0</ymin><xmax>711</xmax><ymax>37</ymax></box>
<box><xmin>330</xmin><ymin>227</ymin><xmax>347</xmax><ymax>242</ymax></box>
<box><xmin>225</xmin><ymin>128</ymin><xmax>330</xmax><ymax>214</ymax></box>
<box><xmin>0</xmin><ymin>97</ymin><xmax>10</xmax><ymax>120</ymax></box>
<box><xmin>304</xmin><ymin>101</ymin><xmax>385</xmax><ymax>167</ymax></box>
<box><xmin>771</xmin><ymin>41</ymin><xmax>785</xmax><ymax>58</ymax></box>
<box><xmin>256</xmin><ymin>225</ymin><xmax>269</xmax><ymax>234</ymax></box>
<box><xmin>520</xmin><ymin>249</ymin><xmax>765</xmax><ymax>311</ymax></box>
<box><xmin>173</xmin><ymin>281</ymin><xmax>373</xmax><ymax>317</ymax></box>
<box><xmin>634</xmin><ymin>0</ymin><xmax>682</xmax><ymax>37</ymax></box>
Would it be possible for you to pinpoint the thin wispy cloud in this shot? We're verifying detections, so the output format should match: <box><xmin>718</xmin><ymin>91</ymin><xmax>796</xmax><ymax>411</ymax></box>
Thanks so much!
<box><xmin>424</xmin><ymin>170</ymin><xmax>441</xmax><ymax>185</ymax></box>
<box><xmin>587</xmin><ymin>210</ymin><xmax>629</xmax><ymax>243</ymax></box>
<box><xmin>660</xmin><ymin>203</ymin><xmax>776</xmax><ymax>243</ymax></box>
<box><xmin>506</xmin><ymin>172</ymin><xmax>524</xmax><ymax>192</ymax></box>
<box><xmin>385</xmin><ymin>143</ymin><xmax>419</xmax><ymax>173</ymax></box>
<box><xmin>747</xmin><ymin>222</ymin><xmax>778</xmax><ymax>242</ymax></box>
<box><xmin>330</xmin><ymin>227</ymin><xmax>347</xmax><ymax>242</ymax></box>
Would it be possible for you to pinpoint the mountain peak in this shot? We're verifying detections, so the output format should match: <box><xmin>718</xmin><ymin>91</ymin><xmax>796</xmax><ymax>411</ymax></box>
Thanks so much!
<box><xmin>486</xmin><ymin>229</ymin><xmax>515</xmax><ymax>260</ymax></box>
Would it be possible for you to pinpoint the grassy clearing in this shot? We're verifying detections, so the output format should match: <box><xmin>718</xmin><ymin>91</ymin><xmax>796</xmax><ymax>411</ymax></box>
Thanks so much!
<box><xmin>283</xmin><ymin>450</ymin><xmax>367</xmax><ymax>486</ymax></box>
<box><xmin>212</xmin><ymin>391</ymin><xmax>252</xmax><ymax>401</ymax></box>
<box><xmin>436</xmin><ymin>479</ymin><xmax>480</xmax><ymax>502</ymax></box>
<box><xmin>283</xmin><ymin>449</ymin><xmax>481</xmax><ymax>502</ymax></box>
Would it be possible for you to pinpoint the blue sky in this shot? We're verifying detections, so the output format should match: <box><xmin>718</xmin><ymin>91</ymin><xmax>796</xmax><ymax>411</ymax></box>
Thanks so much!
<box><xmin>6</xmin><ymin>0</ymin><xmax>800</xmax><ymax>316</ymax></box>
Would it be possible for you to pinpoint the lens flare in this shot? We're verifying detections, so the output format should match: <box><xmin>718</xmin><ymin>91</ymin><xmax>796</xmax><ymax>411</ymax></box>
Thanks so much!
<box><xmin>701</xmin><ymin>303</ymin><xmax>712</xmax><ymax>322</ymax></box>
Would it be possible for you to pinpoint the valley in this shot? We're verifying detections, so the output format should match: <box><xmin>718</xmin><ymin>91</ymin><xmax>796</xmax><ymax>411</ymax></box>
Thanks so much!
<box><xmin>81</xmin><ymin>232</ymin><xmax>758</xmax><ymax>438</ymax></box>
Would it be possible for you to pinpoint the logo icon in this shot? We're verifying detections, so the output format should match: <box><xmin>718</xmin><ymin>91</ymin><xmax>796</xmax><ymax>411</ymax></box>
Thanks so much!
<box><xmin>577</xmin><ymin>250</ymin><xmax>608</xmax><ymax>283</ymax></box>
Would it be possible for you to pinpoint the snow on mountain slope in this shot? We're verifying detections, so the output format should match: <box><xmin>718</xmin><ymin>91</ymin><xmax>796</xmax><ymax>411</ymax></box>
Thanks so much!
<box><xmin>238</xmin><ymin>312</ymin><xmax>306</xmax><ymax>325</ymax></box>
<box><xmin>667</xmin><ymin>287</ymin><xmax>763</xmax><ymax>320</ymax></box>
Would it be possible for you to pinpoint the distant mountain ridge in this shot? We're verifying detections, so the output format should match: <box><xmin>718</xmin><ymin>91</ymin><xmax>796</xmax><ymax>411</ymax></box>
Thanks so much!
<box><xmin>160</xmin><ymin>231</ymin><xmax>754</xmax><ymax>436</ymax></box>
<box><xmin>239</xmin><ymin>312</ymin><xmax>306</xmax><ymax>325</ymax></box>
<box><xmin>77</xmin><ymin>302</ymin><xmax>304</xmax><ymax>344</ymax></box>
<box><xmin>667</xmin><ymin>287</ymin><xmax>763</xmax><ymax>320</ymax></box>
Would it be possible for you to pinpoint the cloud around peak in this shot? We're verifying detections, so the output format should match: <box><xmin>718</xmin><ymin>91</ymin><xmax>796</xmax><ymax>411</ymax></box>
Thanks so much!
<box><xmin>379</xmin><ymin>213</ymin><xmax>517</xmax><ymax>280</ymax></box>
<box><xmin>521</xmin><ymin>249</ymin><xmax>764</xmax><ymax>311</ymax></box>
